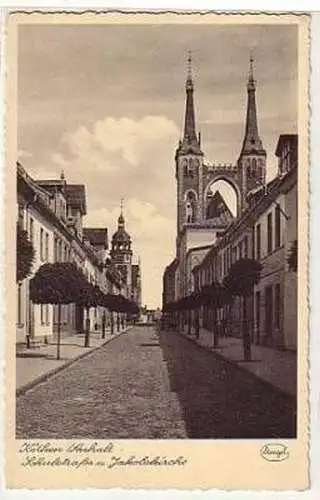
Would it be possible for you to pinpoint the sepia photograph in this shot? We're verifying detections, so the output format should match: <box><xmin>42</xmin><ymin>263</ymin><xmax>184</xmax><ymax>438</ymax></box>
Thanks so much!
<box><xmin>14</xmin><ymin>20</ymin><xmax>300</xmax><ymax>440</ymax></box>
<box><xmin>4</xmin><ymin>11</ymin><xmax>310</xmax><ymax>490</ymax></box>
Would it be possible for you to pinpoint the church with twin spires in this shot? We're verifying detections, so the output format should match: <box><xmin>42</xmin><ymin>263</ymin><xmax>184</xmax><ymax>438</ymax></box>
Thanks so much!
<box><xmin>173</xmin><ymin>54</ymin><xmax>267</xmax><ymax>299</ymax></box>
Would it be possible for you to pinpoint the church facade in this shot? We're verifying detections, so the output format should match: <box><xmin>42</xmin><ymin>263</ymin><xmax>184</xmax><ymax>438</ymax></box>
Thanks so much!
<box><xmin>162</xmin><ymin>56</ymin><xmax>298</xmax><ymax>351</ymax></box>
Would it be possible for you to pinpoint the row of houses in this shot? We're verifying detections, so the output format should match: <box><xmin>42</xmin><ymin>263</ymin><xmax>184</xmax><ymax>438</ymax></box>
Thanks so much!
<box><xmin>16</xmin><ymin>161</ymin><xmax>142</xmax><ymax>345</ymax></box>
<box><xmin>194</xmin><ymin>135</ymin><xmax>297</xmax><ymax>350</ymax></box>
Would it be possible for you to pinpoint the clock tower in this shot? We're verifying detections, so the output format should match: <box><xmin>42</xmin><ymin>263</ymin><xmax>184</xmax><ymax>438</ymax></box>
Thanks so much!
<box><xmin>110</xmin><ymin>201</ymin><xmax>133</xmax><ymax>298</ymax></box>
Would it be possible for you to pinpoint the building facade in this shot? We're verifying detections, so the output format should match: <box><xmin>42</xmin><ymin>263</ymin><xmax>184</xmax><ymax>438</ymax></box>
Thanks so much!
<box><xmin>16</xmin><ymin>162</ymin><xmax>140</xmax><ymax>345</ymax></box>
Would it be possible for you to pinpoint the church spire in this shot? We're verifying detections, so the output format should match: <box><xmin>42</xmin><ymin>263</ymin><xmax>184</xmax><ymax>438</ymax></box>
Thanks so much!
<box><xmin>118</xmin><ymin>198</ymin><xmax>125</xmax><ymax>228</ymax></box>
<box><xmin>241</xmin><ymin>56</ymin><xmax>265</xmax><ymax>155</ymax></box>
<box><xmin>183</xmin><ymin>51</ymin><xmax>199</xmax><ymax>148</ymax></box>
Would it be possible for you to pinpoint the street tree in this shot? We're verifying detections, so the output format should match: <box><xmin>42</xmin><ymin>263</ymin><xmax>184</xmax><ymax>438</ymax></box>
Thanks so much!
<box><xmin>224</xmin><ymin>258</ymin><xmax>262</xmax><ymax>361</ymax></box>
<box><xmin>76</xmin><ymin>281</ymin><xmax>104</xmax><ymax>348</ymax></box>
<box><xmin>200</xmin><ymin>282</ymin><xmax>227</xmax><ymax>347</ymax></box>
<box><xmin>30</xmin><ymin>262</ymin><xmax>88</xmax><ymax>359</ymax></box>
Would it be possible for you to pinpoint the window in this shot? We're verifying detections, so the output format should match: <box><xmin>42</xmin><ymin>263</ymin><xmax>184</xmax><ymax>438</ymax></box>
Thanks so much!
<box><xmin>275</xmin><ymin>283</ymin><xmax>281</xmax><ymax>329</ymax></box>
<box><xmin>238</xmin><ymin>240</ymin><xmax>243</xmax><ymax>259</ymax></box>
<box><xmin>223</xmin><ymin>252</ymin><xmax>227</xmax><ymax>276</ymax></box>
<box><xmin>29</xmin><ymin>217</ymin><xmax>34</xmax><ymax>243</ymax></box>
<box><xmin>267</xmin><ymin>213</ymin><xmax>273</xmax><ymax>253</ymax></box>
<box><xmin>219</xmin><ymin>254</ymin><xmax>222</xmax><ymax>279</ymax></box>
<box><xmin>45</xmin><ymin>304</ymin><xmax>49</xmax><ymax>325</ymax></box>
<box><xmin>40</xmin><ymin>228</ymin><xmax>44</xmax><ymax>261</ymax></box>
<box><xmin>256</xmin><ymin>224</ymin><xmax>261</xmax><ymax>260</ymax></box>
<box><xmin>275</xmin><ymin>204</ymin><xmax>281</xmax><ymax>248</ymax></box>
<box><xmin>40</xmin><ymin>304</ymin><xmax>45</xmax><ymax>325</ymax></box>
<box><xmin>244</xmin><ymin>236</ymin><xmax>248</xmax><ymax>259</ymax></box>
<box><xmin>18</xmin><ymin>203</ymin><xmax>24</xmax><ymax>229</ymax></box>
<box><xmin>45</xmin><ymin>233</ymin><xmax>49</xmax><ymax>261</ymax></box>
<box><xmin>252</xmin><ymin>158</ymin><xmax>257</xmax><ymax>170</ymax></box>
<box><xmin>232</xmin><ymin>246</ymin><xmax>237</xmax><ymax>263</ymax></box>
<box><xmin>255</xmin><ymin>291</ymin><xmax>261</xmax><ymax>344</ymax></box>
<box><xmin>58</xmin><ymin>240</ymin><xmax>62</xmax><ymax>262</ymax></box>
<box><xmin>265</xmin><ymin>285</ymin><xmax>273</xmax><ymax>336</ymax></box>
<box><xmin>54</xmin><ymin>236</ymin><xmax>58</xmax><ymax>262</ymax></box>
<box><xmin>252</xmin><ymin>228</ymin><xmax>255</xmax><ymax>260</ymax></box>
<box><xmin>17</xmin><ymin>283</ymin><xmax>22</xmax><ymax>324</ymax></box>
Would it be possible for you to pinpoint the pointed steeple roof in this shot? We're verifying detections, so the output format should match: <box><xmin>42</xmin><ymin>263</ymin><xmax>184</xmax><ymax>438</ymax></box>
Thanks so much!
<box><xmin>118</xmin><ymin>198</ymin><xmax>125</xmax><ymax>227</ymax></box>
<box><xmin>241</xmin><ymin>56</ymin><xmax>266</xmax><ymax>156</ymax></box>
<box><xmin>183</xmin><ymin>52</ymin><xmax>197</xmax><ymax>144</ymax></box>
<box><xmin>177</xmin><ymin>52</ymin><xmax>202</xmax><ymax>156</ymax></box>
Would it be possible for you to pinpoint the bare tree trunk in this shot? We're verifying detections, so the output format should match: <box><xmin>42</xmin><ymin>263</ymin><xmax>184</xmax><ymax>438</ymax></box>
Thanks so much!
<box><xmin>195</xmin><ymin>308</ymin><xmax>200</xmax><ymax>338</ymax></box>
<box><xmin>213</xmin><ymin>307</ymin><xmax>219</xmax><ymax>348</ymax></box>
<box><xmin>111</xmin><ymin>312</ymin><xmax>114</xmax><ymax>335</ymax></box>
<box><xmin>243</xmin><ymin>296</ymin><xmax>251</xmax><ymax>361</ymax></box>
<box><xmin>57</xmin><ymin>303</ymin><xmax>61</xmax><ymax>360</ymax></box>
<box><xmin>102</xmin><ymin>311</ymin><xmax>106</xmax><ymax>339</ymax></box>
<box><xmin>84</xmin><ymin>306</ymin><xmax>90</xmax><ymax>347</ymax></box>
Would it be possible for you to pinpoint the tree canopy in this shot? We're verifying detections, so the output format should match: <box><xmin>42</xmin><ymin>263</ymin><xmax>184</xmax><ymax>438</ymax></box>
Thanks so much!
<box><xmin>30</xmin><ymin>262</ymin><xmax>89</xmax><ymax>305</ymax></box>
<box><xmin>30</xmin><ymin>261</ymin><xmax>140</xmax><ymax>315</ymax></box>
<box><xmin>224</xmin><ymin>258</ymin><xmax>262</xmax><ymax>298</ymax></box>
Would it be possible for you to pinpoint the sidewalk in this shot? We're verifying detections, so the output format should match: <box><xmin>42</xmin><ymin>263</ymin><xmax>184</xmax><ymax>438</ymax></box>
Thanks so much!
<box><xmin>180</xmin><ymin>328</ymin><xmax>297</xmax><ymax>397</ymax></box>
<box><xmin>16</xmin><ymin>327</ymin><xmax>130</xmax><ymax>396</ymax></box>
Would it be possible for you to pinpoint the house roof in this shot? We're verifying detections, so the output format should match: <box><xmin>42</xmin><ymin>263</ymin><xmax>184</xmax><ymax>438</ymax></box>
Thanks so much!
<box><xmin>165</xmin><ymin>258</ymin><xmax>178</xmax><ymax>272</ymax></box>
<box><xmin>186</xmin><ymin>244</ymin><xmax>212</xmax><ymax>259</ymax></box>
<box><xmin>206</xmin><ymin>190</ymin><xmax>234</xmax><ymax>223</ymax></box>
<box><xmin>83</xmin><ymin>228</ymin><xmax>108</xmax><ymax>249</ymax></box>
<box><xmin>275</xmin><ymin>134</ymin><xmax>298</xmax><ymax>157</ymax></box>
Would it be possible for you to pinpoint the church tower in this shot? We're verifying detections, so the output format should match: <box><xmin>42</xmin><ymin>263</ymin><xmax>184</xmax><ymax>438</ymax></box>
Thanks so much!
<box><xmin>110</xmin><ymin>201</ymin><xmax>133</xmax><ymax>298</ymax></box>
<box><xmin>175</xmin><ymin>53</ymin><xmax>204</xmax><ymax>235</ymax></box>
<box><xmin>238</xmin><ymin>56</ymin><xmax>267</xmax><ymax>208</ymax></box>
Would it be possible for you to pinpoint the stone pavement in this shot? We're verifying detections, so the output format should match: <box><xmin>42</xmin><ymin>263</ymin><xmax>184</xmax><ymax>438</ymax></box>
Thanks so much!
<box><xmin>16</xmin><ymin>326</ymin><xmax>295</xmax><ymax>439</ymax></box>
<box><xmin>180</xmin><ymin>328</ymin><xmax>297</xmax><ymax>397</ymax></box>
<box><xmin>16</xmin><ymin>327</ymin><xmax>129</xmax><ymax>395</ymax></box>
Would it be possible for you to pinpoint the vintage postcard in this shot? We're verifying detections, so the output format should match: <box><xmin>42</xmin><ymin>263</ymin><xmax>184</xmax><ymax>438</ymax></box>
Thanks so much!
<box><xmin>4</xmin><ymin>11</ymin><xmax>309</xmax><ymax>490</ymax></box>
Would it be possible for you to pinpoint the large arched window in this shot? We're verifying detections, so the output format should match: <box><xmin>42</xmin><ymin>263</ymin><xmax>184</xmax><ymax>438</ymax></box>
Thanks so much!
<box><xmin>252</xmin><ymin>158</ymin><xmax>257</xmax><ymax>170</ymax></box>
<box><xmin>205</xmin><ymin>180</ymin><xmax>238</xmax><ymax>219</ymax></box>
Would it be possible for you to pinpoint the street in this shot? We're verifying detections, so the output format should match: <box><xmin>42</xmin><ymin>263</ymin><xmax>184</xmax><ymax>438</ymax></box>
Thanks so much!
<box><xmin>16</xmin><ymin>326</ymin><xmax>296</xmax><ymax>439</ymax></box>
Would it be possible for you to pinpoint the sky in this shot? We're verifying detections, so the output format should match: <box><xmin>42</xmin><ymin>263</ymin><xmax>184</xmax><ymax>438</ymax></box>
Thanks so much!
<box><xmin>18</xmin><ymin>23</ymin><xmax>298</xmax><ymax>308</ymax></box>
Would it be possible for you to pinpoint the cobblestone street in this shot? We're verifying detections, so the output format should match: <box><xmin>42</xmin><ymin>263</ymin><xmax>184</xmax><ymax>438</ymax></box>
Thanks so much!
<box><xmin>16</xmin><ymin>326</ymin><xmax>296</xmax><ymax>439</ymax></box>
